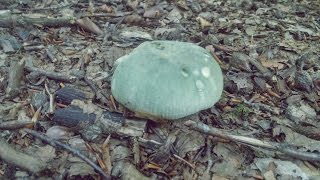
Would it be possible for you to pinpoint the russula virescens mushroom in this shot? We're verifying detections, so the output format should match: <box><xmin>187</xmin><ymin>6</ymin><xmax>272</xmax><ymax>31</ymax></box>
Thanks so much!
<box><xmin>111</xmin><ymin>41</ymin><xmax>223</xmax><ymax>120</ymax></box>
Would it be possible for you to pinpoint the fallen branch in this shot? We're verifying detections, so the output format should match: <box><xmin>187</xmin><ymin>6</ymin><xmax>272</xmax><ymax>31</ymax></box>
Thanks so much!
<box><xmin>185</xmin><ymin>120</ymin><xmax>320</xmax><ymax>162</ymax></box>
<box><xmin>0</xmin><ymin>119</ymin><xmax>33</xmax><ymax>130</ymax></box>
<box><xmin>23</xmin><ymin>128</ymin><xmax>111</xmax><ymax>180</ymax></box>
<box><xmin>0</xmin><ymin>10</ymin><xmax>103</xmax><ymax>35</ymax></box>
<box><xmin>0</xmin><ymin>137</ymin><xmax>46</xmax><ymax>173</ymax></box>
<box><xmin>0</xmin><ymin>10</ymin><xmax>75</xmax><ymax>28</ymax></box>
<box><xmin>25</xmin><ymin>65</ymin><xmax>77</xmax><ymax>83</ymax></box>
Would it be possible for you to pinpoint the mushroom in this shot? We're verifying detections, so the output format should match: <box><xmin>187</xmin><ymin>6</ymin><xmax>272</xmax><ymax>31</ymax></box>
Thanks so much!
<box><xmin>111</xmin><ymin>41</ymin><xmax>223</xmax><ymax>120</ymax></box>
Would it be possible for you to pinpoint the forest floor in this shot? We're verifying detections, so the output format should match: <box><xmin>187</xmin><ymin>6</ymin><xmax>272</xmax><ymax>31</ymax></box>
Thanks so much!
<box><xmin>0</xmin><ymin>0</ymin><xmax>319</xmax><ymax>179</ymax></box>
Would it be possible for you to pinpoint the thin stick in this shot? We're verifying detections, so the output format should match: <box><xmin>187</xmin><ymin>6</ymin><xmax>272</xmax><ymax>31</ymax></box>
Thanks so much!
<box><xmin>185</xmin><ymin>120</ymin><xmax>320</xmax><ymax>162</ymax></box>
<box><xmin>0</xmin><ymin>119</ymin><xmax>33</xmax><ymax>130</ymax></box>
<box><xmin>23</xmin><ymin>128</ymin><xmax>111</xmax><ymax>180</ymax></box>
<box><xmin>25</xmin><ymin>65</ymin><xmax>76</xmax><ymax>83</ymax></box>
<box><xmin>173</xmin><ymin>154</ymin><xmax>195</xmax><ymax>169</ymax></box>
<box><xmin>44</xmin><ymin>82</ymin><xmax>55</xmax><ymax>114</ymax></box>
<box><xmin>83</xmin><ymin>76</ymin><xmax>109</xmax><ymax>103</ymax></box>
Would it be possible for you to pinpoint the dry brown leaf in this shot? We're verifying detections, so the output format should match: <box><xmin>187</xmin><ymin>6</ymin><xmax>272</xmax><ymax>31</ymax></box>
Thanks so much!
<box><xmin>196</xmin><ymin>16</ymin><xmax>212</xmax><ymax>29</ymax></box>
<box><xmin>260</xmin><ymin>57</ymin><xmax>287</xmax><ymax>69</ymax></box>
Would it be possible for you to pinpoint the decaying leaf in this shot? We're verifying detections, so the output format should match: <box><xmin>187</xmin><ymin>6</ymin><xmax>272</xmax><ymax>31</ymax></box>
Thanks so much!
<box><xmin>260</xmin><ymin>57</ymin><xmax>287</xmax><ymax>69</ymax></box>
<box><xmin>254</xmin><ymin>158</ymin><xmax>309</xmax><ymax>180</ymax></box>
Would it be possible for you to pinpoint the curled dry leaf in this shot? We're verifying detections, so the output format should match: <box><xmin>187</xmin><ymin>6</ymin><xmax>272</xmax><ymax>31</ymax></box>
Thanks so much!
<box><xmin>76</xmin><ymin>17</ymin><xmax>103</xmax><ymax>35</ymax></box>
<box><xmin>196</xmin><ymin>16</ymin><xmax>212</xmax><ymax>29</ymax></box>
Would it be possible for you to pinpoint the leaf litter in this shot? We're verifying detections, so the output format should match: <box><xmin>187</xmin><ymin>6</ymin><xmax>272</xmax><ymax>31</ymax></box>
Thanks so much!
<box><xmin>0</xmin><ymin>0</ymin><xmax>319</xmax><ymax>179</ymax></box>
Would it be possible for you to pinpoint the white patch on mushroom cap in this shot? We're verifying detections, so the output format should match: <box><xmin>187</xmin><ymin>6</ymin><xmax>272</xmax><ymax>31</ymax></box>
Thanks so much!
<box><xmin>195</xmin><ymin>80</ymin><xmax>205</xmax><ymax>91</ymax></box>
<box><xmin>195</xmin><ymin>80</ymin><xmax>205</xmax><ymax>99</ymax></box>
<box><xmin>201</xmin><ymin>67</ymin><xmax>210</xmax><ymax>78</ymax></box>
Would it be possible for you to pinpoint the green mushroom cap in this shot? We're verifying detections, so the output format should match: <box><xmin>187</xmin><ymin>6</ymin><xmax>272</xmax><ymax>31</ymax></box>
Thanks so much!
<box><xmin>111</xmin><ymin>41</ymin><xmax>223</xmax><ymax>120</ymax></box>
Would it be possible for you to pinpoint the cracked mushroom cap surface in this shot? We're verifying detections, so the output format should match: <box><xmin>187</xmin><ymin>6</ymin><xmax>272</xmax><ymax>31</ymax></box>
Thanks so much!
<box><xmin>111</xmin><ymin>41</ymin><xmax>223</xmax><ymax>120</ymax></box>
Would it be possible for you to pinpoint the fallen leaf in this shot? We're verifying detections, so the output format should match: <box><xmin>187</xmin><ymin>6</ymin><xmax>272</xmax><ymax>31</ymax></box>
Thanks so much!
<box><xmin>260</xmin><ymin>57</ymin><xmax>287</xmax><ymax>69</ymax></box>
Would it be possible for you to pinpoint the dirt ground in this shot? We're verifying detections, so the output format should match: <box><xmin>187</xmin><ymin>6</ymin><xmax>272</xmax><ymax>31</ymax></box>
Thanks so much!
<box><xmin>0</xmin><ymin>0</ymin><xmax>319</xmax><ymax>179</ymax></box>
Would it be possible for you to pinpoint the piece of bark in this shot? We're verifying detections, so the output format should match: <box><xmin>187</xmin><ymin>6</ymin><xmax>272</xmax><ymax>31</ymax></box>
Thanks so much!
<box><xmin>0</xmin><ymin>138</ymin><xmax>46</xmax><ymax>173</ymax></box>
<box><xmin>52</xmin><ymin>105</ymin><xmax>146</xmax><ymax>137</ymax></box>
<box><xmin>116</xmin><ymin>119</ymin><xmax>147</xmax><ymax>137</ymax></box>
<box><xmin>291</xmin><ymin>123</ymin><xmax>320</xmax><ymax>141</ymax></box>
<box><xmin>55</xmin><ymin>86</ymin><xmax>93</xmax><ymax>105</ymax></box>
<box><xmin>5</xmin><ymin>57</ymin><xmax>25</xmax><ymax>98</ymax></box>
<box><xmin>53</xmin><ymin>106</ymin><xmax>97</xmax><ymax>129</ymax></box>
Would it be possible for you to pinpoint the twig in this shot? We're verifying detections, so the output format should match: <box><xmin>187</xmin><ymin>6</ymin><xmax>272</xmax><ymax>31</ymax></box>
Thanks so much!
<box><xmin>31</xmin><ymin>106</ymin><xmax>41</xmax><ymax>123</ymax></box>
<box><xmin>23</xmin><ymin>45</ymin><xmax>45</xmax><ymax>51</ymax></box>
<box><xmin>0</xmin><ymin>9</ymin><xmax>104</xmax><ymax>35</ymax></box>
<box><xmin>25</xmin><ymin>65</ymin><xmax>77</xmax><ymax>83</ymax></box>
<box><xmin>184</xmin><ymin>120</ymin><xmax>320</xmax><ymax>162</ymax></box>
<box><xmin>102</xmin><ymin>135</ymin><xmax>112</xmax><ymax>174</ymax></box>
<box><xmin>205</xmin><ymin>139</ymin><xmax>213</xmax><ymax>175</ymax></box>
<box><xmin>247</xmin><ymin>58</ymin><xmax>272</xmax><ymax>77</ymax></box>
<box><xmin>0</xmin><ymin>103</ymin><xmax>23</xmax><ymax>114</ymax></box>
<box><xmin>44</xmin><ymin>82</ymin><xmax>55</xmax><ymax>114</ymax></box>
<box><xmin>132</xmin><ymin>137</ymin><xmax>140</xmax><ymax>165</ymax></box>
<box><xmin>173</xmin><ymin>154</ymin><xmax>195</xmax><ymax>169</ymax></box>
<box><xmin>83</xmin><ymin>76</ymin><xmax>109</xmax><ymax>103</ymax></box>
<box><xmin>110</xmin><ymin>95</ymin><xmax>118</xmax><ymax>111</ymax></box>
<box><xmin>0</xmin><ymin>119</ymin><xmax>33</xmax><ymax>130</ymax></box>
<box><xmin>81</xmin><ymin>12</ymin><xmax>132</xmax><ymax>18</ymax></box>
<box><xmin>23</xmin><ymin>128</ymin><xmax>111</xmax><ymax>180</ymax></box>
<box><xmin>243</xmin><ymin>99</ymin><xmax>281</xmax><ymax>115</ymax></box>
<box><xmin>0</xmin><ymin>10</ymin><xmax>76</xmax><ymax>28</ymax></box>
<box><xmin>211</xmin><ymin>43</ymin><xmax>240</xmax><ymax>52</ymax></box>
